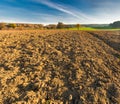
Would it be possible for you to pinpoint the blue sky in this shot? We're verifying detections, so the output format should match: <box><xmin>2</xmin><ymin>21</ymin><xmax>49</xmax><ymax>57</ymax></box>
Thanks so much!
<box><xmin>0</xmin><ymin>0</ymin><xmax>120</xmax><ymax>24</ymax></box>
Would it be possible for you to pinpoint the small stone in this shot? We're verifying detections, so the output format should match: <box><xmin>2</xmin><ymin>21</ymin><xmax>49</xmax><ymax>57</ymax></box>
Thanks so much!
<box><xmin>41</xmin><ymin>99</ymin><xmax>46</xmax><ymax>103</ymax></box>
<box><xmin>69</xmin><ymin>94</ymin><xmax>72</xmax><ymax>100</ymax></box>
<box><xmin>85</xmin><ymin>63</ymin><xmax>91</xmax><ymax>68</ymax></box>
<box><xmin>79</xmin><ymin>85</ymin><xmax>83</xmax><ymax>89</ymax></box>
<box><xmin>60</xmin><ymin>102</ymin><xmax>63</xmax><ymax>104</ymax></box>
<box><xmin>80</xmin><ymin>96</ymin><xmax>85</xmax><ymax>101</ymax></box>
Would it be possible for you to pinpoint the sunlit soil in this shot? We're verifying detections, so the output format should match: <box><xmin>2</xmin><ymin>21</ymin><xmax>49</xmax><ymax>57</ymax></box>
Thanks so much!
<box><xmin>0</xmin><ymin>30</ymin><xmax>120</xmax><ymax>104</ymax></box>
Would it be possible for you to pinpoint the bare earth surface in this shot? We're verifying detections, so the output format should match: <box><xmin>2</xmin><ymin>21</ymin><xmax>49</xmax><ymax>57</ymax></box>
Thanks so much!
<box><xmin>0</xmin><ymin>30</ymin><xmax>120</xmax><ymax>104</ymax></box>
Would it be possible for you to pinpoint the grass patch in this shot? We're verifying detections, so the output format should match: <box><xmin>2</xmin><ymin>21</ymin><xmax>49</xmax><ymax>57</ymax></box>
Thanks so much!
<box><xmin>68</xmin><ymin>27</ymin><xmax>96</xmax><ymax>31</ymax></box>
<box><xmin>98</xmin><ymin>28</ymin><xmax>120</xmax><ymax>31</ymax></box>
<box><xmin>93</xmin><ymin>26</ymin><xmax>120</xmax><ymax>31</ymax></box>
<box><xmin>65</xmin><ymin>27</ymin><xmax>120</xmax><ymax>31</ymax></box>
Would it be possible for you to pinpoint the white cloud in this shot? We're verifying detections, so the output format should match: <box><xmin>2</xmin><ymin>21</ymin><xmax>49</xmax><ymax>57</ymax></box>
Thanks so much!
<box><xmin>35</xmin><ymin>0</ymin><xmax>81</xmax><ymax>18</ymax></box>
<box><xmin>33</xmin><ymin>0</ymin><xmax>98</xmax><ymax>22</ymax></box>
<box><xmin>91</xmin><ymin>1</ymin><xmax>120</xmax><ymax>23</ymax></box>
<box><xmin>34</xmin><ymin>0</ymin><xmax>120</xmax><ymax>24</ymax></box>
<box><xmin>1</xmin><ymin>0</ymin><xmax>120</xmax><ymax>24</ymax></box>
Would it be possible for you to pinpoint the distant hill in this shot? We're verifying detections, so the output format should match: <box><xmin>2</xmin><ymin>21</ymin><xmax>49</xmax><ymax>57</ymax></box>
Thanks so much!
<box><xmin>109</xmin><ymin>21</ymin><xmax>120</xmax><ymax>28</ymax></box>
<box><xmin>83</xmin><ymin>24</ymin><xmax>109</xmax><ymax>28</ymax></box>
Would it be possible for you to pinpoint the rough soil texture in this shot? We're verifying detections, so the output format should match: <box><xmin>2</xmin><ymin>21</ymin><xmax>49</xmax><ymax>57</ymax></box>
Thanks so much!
<box><xmin>0</xmin><ymin>30</ymin><xmax>120</xmax><ymax>104</ymax></box>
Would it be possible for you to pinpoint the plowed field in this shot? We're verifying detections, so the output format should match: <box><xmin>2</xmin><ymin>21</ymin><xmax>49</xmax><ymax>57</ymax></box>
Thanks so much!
<box><xmin>0</xmin><ymin>30</ymin><xmax>120</xmax><ymax>104</ymax></box>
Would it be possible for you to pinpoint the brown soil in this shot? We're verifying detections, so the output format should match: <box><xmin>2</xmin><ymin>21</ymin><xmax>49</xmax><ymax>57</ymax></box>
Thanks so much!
<box><xmin>0</xmin><ymin>30</ymin><xmax>120</xmax><ymax>104</ymax></box>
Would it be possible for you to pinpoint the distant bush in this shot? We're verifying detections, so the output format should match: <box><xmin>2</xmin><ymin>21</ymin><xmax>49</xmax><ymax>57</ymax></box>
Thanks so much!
<box><xmin>76</xmin><ymin>24</ymin><xmax>81</xmax><ymax>30</ymax></box>
<box><xmin>57</xmin><ymin>22</ymin><xmax>65</xmax><ymax>29</ymax></box>
<box><xmin>7</xmin><ymin>23</ymin><xmax>16</xmax><ymax>29</ymax></box>
<box><xmin>0</xmin><ymin>23</ymin><xmax>6</xmax><ymax>30</ymax></box>
<box><xmin>45</xmin><ymin>24</ymin><xmax>56</xmax><ymax>29</ymax></box>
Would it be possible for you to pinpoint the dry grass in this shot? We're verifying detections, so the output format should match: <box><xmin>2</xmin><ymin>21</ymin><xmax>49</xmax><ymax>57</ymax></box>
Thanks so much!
<box><xmin>0</xmin><ymin>30</ymin><xmax>120</xmax><ymax>104</ymax></box>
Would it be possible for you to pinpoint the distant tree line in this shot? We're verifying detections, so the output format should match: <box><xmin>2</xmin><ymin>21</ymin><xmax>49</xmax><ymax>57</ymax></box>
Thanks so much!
<box><xmin>0</xmin><ymin>23</ymin><xmax>44</xmax><ymax>30</ymax></box>
<box><xmin>1</xmin><ymin>21</ymin><xmax>120</xmax><ymax>30</ymax></box>
<box><xmin>46</xmin><ymin>22</ymin><xmax>81</xmax><ymax>29</ymax></box>
<box><xmin>109</xmin><ymin>21</ymin><xmax>120</xmax><ymax>28</ymax></box>
<box><xmin>0</xmin><ymin>22</ymin><xmax>82</xmax><ymax>30</ymax></box>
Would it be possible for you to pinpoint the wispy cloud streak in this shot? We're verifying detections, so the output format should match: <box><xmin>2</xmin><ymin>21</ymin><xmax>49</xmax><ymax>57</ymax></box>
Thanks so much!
<box><xmin>1</xmin><ymin>0</ymin><xmax>120</xmax><ymax>24</ymax></box>
<box><xmin>33</xmin><ymin>0</ymin><xmax>92</xmax><ymax>20</ymax></box>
